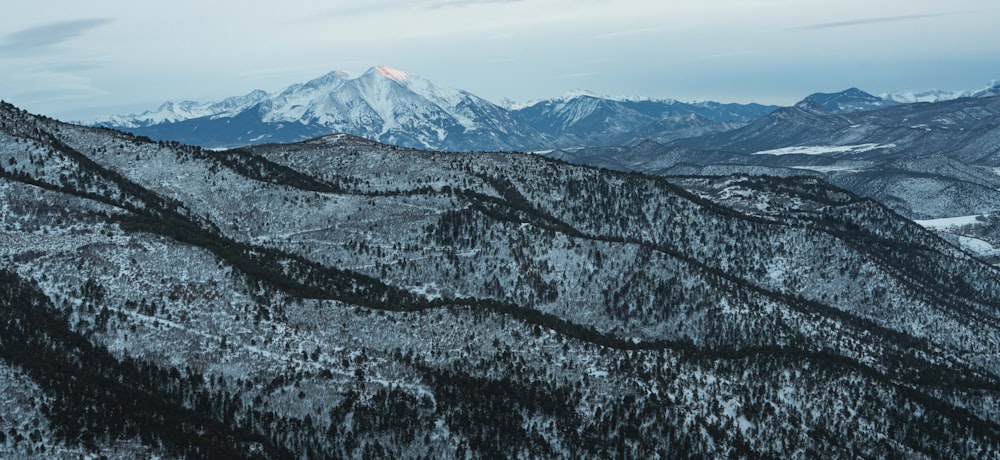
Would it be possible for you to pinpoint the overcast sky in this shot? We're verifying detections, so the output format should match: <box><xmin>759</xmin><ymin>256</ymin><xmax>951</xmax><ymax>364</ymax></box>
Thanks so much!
<box><xmin>2</xmin><ymin>0</ymin><xmax>997</xmax><ymax>120</ymax></box>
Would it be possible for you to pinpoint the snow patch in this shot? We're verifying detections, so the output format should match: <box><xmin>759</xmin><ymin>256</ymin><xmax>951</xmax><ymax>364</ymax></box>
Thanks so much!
<box><xmin>789</xmin><ymin>165</ymin><xmax>864</xmax><ymax>173</ymax></box>
<box><xmin>408</xmin><ymin>282</ymin><xmax>443</xmax><ymax>301</ymax></box>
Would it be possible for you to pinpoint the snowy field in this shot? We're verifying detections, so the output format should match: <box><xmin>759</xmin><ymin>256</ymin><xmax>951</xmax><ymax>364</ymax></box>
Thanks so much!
<box><xmin>914</xmin><ymin>215</ymin><xmax>999</xmax><ymax>258</ymax></box>
<box><xmin>914</xmin><ymin>215</ymin><xmax>987</xmax><ymax>230</ymax></box>
<box><xmin>752</xmin><ymin>144</ymin><xmax>895</xmax><ymax>156</ymax></box>
<box><xmin>789</xmin><ymin>165</ymin><xmax>864</xmax><ymax>173</ymax></box>
<box><xmin>956</xmin><ymin>235</ymin><xmax>1000</xmax><ymax>257</ymax></box>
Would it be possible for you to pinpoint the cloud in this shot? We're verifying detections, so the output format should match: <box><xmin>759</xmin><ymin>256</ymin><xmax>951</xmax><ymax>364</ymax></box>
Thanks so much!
<box><xmin>549</xmin><ymin>72</ymin><xmax>596</xmax><ymax>80</ymax></box>
<box><xmin>594</xmin><ymin>26</ymin><xmax>674</xmax><ymax>40</ymax></box>
<box><xmin>3</xmin><ymin>70</ymin><xmax>108</xmax><ymax>103</ymax></box>
<box><xmin>288</xmin><ymin>1</ymin><xmax>412</xmax><ymax>23</ymax></box>
<box><xmin>426</xmin><ymin>0</ymin><xmax>524</xmax><ymax>9</ymax></box>
<box><xmin>35</xmin><ymin>62</ymin><xmax>103</xmax><ymax>73</ymax></box>
<box><xmin>0</xmin><ymin>18</ymin><xmax>113</xmax><ymax>55</ymax></box>
<box><xmin>795</xmin><ymin>13</ymin><xmax>950</xmax><ymax>30</ymax></box>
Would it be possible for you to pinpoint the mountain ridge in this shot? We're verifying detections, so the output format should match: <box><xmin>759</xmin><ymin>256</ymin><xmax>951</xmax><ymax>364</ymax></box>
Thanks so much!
<box><xmin>6</xmin><ymin>101</ymin><xmax>1000</xmax><ymax>456</ymax></box>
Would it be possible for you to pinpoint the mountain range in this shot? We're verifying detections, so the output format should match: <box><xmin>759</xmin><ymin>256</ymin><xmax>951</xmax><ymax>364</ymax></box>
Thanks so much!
<box><xmin>96</xmin><ymin>69</ymin><xmax>1000</xmax><ymax>153</ymax></box>
<box><xmin>7</xmin><ymin>100</ymin><xmax>1000</xmax><ymax>457</ymax></box>
<box><xmin>882</xmin><ymin>80</ymin><xmax>1000</xmax><ymax>103</ymax></box>
<box><xmin>95</xmin><ymin>66</ymin><xmax>778</xmax><ymax>151</ymax></box>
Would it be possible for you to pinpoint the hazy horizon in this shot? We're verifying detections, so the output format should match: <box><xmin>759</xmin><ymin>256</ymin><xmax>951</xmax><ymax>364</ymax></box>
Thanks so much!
<box><xmin>2</xmin><ymin>0</ymin><xmax>998</xmax><ymax>120</ymax></box>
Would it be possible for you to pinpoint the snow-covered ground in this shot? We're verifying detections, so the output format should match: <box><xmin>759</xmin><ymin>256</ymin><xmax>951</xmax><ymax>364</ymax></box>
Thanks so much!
<box><xmin>914</xmin><ymin>215</ymin><xmax>987</xmax><ymax>230</ymax></box>
<box><xmin>752</xmin><ymin>144</ymin><xmax>895</xmax><ymax>156</ymax></box>
<box><xmin>956</xmin><ymin>235</ymin><xmax>1000</xmax><ymax>257</ymax></box>
<box><xmin>913</xmin><ymin>215</ymin><xmax>999</xmax><ymax>258</ymax></box>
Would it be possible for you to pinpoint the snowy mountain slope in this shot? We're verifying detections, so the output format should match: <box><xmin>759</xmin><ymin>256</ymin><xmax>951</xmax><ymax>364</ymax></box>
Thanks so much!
<box><xmin>5</xmin><ymin>102</ymin><xmax>1000</xmax><ymax>456</ymax></box>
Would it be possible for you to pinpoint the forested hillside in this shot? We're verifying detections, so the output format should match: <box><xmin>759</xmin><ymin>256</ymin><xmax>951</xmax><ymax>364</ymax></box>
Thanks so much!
<box><xmin>3</xmin><ymin>101</ymin><xmax>1000</xmax><ymax>458</ymax></box>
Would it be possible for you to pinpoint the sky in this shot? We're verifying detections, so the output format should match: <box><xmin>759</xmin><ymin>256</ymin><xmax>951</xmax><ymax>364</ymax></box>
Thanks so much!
<box><xmin>1</xmin><ymin>0</ymin><xmax>998</xmax><ymax>121</ymax></box>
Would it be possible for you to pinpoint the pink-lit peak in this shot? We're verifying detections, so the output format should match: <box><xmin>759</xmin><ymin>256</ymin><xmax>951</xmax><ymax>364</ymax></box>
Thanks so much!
<box><xmin>334</xmin><ymin>70</ymin><xmax>350</xmax><ymax>77</ymax></box>
<box><xmin>374</xmin><ymin>66</ymin><xmax>408</xmax><ymax>81</ymax></box>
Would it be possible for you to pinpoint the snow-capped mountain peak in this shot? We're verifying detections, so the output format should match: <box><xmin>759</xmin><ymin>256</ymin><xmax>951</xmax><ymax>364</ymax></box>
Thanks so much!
<box><xmin>373</xmin><ymin>65</ymin><xmax>408</xmax><ymax>81</ymax></box>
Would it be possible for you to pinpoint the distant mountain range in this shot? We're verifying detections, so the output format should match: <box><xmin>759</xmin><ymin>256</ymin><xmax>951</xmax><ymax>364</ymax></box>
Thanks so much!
<box><xmin>95</xmin><ymin>69</ymin><xmax>1000</xmax><ymax>152</ymax></box>
<box><xmin>549</xmin><ymin>89</ymin><xmax>1000</xmax><ymax>233</ymax></box>
<box><xmin>94</xmin><ymin>66</ymin><xmax>778</xmax><ymax>151</ymax></box>
<box><xmin>882</xmin><ymin>80</ymin><xmax>1000</xmax><ymax>103</ymax></box>
<box><xmin>788</xmin><ymin>82</ymin><xmax>1000</xmax><ymax>115</ymax></box>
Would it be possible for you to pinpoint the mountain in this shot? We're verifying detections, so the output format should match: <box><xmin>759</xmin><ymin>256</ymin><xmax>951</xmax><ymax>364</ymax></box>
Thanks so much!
<box><xmin>97</xmin><ymin>66</ymin><xmax>547</xmax><ymax>151</ymax></box>
<box><xmin>6</xmin><ymin>102</ymin><xmax>1000</xmax><ymax>457</ymax></box>
<box><xmin>668</xmin><ymin>101</ymin><xmax>856</xmax><ymax>153</ymax></box>
<box><xmin>797</xmin><ymin>87</ymin><xmax>899</xmax><ymax>113</ymax></box>
<box><xmin>510</xmin><ymin>93</ymin><xmax>775</xmax><ymax>147</ymax></box>
<box><xmin>96</xmin><ymin>68</ymin><xmax>778</xmax><ymax>151</ymax></box>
